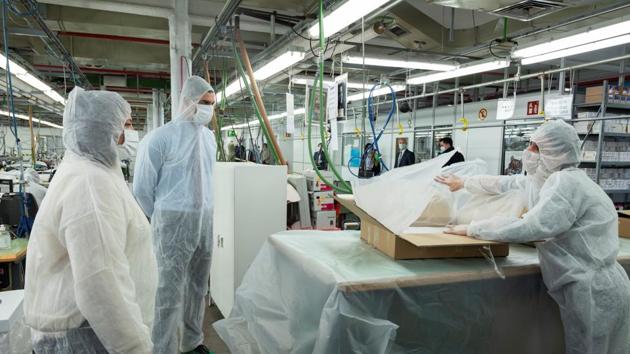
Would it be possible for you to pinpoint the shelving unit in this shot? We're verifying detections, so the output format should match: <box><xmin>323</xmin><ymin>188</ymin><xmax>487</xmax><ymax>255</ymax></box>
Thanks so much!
<box><xmin>575</xmin><ymin>80</ymin><xmax>630</xmax><ymax>208</ymax></box>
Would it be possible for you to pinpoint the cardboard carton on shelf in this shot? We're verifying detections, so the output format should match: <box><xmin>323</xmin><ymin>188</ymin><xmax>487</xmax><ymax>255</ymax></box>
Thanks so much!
<box><xmin>309</xmin><ymin>190</ymin><xmax>334</xmax><ymax>211</ymax></box>
<box><xmin>312</xmin><ymin>210</ymin><xmax>336</xmax><ymax>230</ymax></box>
<box><xmin>335</xmin><ymin>194</ymin><xmax>509</xmax><ymax>260</ymax></box>
<box><xmin>620</xmin><ymin>211</ymin><xmax>630</xmax><ymax>239</ymax></box>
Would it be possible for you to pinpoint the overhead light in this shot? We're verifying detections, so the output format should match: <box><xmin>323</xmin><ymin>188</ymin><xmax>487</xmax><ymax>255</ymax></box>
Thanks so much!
<box><xmin>342</xmin><ymin>55</ymin><xmax>457</xmax><ymax>71</ymax></box>
<box><xmin>253</xmin><ymin>51</ymin><xmax>305</xmax><ymax>81</ymax></box>
<box><xmin>0</xmin><ymin>109</ymin><xmax>63</xmax><ymax>129</ymax></box>
<box><xmin>291</xmin><ymin>76</ymin><xmax>366</xmax><ymax>89</ymax></box>
<box><xmin>216</xmin><ymin>78</ymin><xmax>247</xmax><ymax>104</ymax></box>
<box><xmin>217</xmin><ymin>51</ymin><xmax>305</xmax><ymax>103</ymax></box>
<box><xmin>513</xmin><ymin>19</ymin><xmax>630</xmax><ymax>60</ymax></box>
<box><xmin>520</xmin><ymin>33</ymin><xmax>630</xmax><ymax>65</ymax></box>
<box><xmin>0</xmin><ymin>53</ymin><xmax>66</xmax><ymax>105</ymax></box>
<box><xmin>222</xmin><ymin>108</ymin><xmax>306</xmax><ymax>130</ymax></box>
<box><xmin>308</xmin><ymin>0</ymin><xmax>391</xmax><ymax>39</ymax></box>
<box><xmin>347</xmin><ymin>84</ymin><xmax>406</xmax><ymax>102</ymax></box>
<box><xmin>406</xmin><ymin>59</ymin><xmax>510</xmax><ymax>85</ymax></box>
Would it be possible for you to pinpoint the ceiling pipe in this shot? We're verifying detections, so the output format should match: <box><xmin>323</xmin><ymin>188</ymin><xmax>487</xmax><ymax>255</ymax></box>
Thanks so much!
<box><xmin>33</xmin><ymin>64</ymin><xmax>175</xmax><ymax>79</ymax></box>
<box><xmin>56</xmin><ymin>31</ymin><xmax>201</xmax><ymax>47</ymax></box>
<box><xmin>18</xmin><ymin>0</ymin><xmax>91</xmax><ymax>88</ymax></box>
<box><xmin>192</xmin><ymin>0</ymin><xmax>242</xmax><ymax>71</ymax></box>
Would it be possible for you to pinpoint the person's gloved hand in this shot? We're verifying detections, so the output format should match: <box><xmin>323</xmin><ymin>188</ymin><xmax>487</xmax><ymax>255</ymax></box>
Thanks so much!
<box><xmin>444</xmin><ymin>224</ymin><xmax>469</xmax><ymax>236</ymax></box>
<box><xmin>434</xmin><ymin>174</ymin><xmax>464</xmax><ymax>192</ymax></box>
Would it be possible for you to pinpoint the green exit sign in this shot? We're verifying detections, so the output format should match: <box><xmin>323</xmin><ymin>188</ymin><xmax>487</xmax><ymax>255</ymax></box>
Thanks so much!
<box><xmin>227</xmin><ymin>129</ymin><xmax>237</xmax><ymax>137</ymax></box>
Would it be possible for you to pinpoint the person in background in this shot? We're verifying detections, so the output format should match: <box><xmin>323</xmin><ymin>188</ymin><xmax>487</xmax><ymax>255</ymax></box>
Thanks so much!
<box><xmin>117</xmin><ymin>118</ymin><xmax>139</xmax><ymax>182</ymax></box>
<box><xmin>394</xmin><ymin>140</ymin><xmax>414</xmax><ymax>168</ymax></box>
<box><xmin>358</xmin><ymin>143</ymin><xmax>381</xmax><ymax>178</ymax></box>
<box><xmin>261</xmin><ymin>143</ymin><xmax>273</xmax><ymax>164</ymax></box>
<box><xmin>438</xmin><ymin>120</ymin><xmax>630</xmax><ymax>354</ymax></box>
<box><xmin>133</xmin><ymin>76</ymin><xmax>215</xmax><ymax>354</ymax></box>
<box><xmin>504</xmin><ymin>155</ymin><xmax>523</xmax><ymax>175</ymax></box>
<box><xmin>313</xmin><ymin>143</ymin><xmax>328</xmax><ymax>170</ymax></box>
<box><xmin>24</xmin><ymin>168</ymin><xmax>46</xmax><ymax>207</ymax></box>
<box><xmin>438</xmin><ymin>136</ymin><xmax>465</xmax><ymax>167</ymax></box>
<box><xmin>227</xmin><ymin>140</ymin><xmax>236</xmax><ymax>162</ymax></box>
<box><xmin>24</xmin><ymin>87</ymin><xmax>157</xmax><ymax>353</ymax></box>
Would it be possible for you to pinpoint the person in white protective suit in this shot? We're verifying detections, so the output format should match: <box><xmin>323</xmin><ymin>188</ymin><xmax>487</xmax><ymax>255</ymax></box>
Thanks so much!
<box><xmin>438</xmin><ymin>119</ymin><xmax>630</xmax><ymax>354</ymax></box>
<box><xmin>24</xmin><ymin>168</ymin><xmax>47</xmax><ymax>207</ymax></box>
<box><xmin>24</xmin><ymin>87</ymin><xmax>158</xmax><ymax>353</ymax></box>
<box><xmin>133</xmin><ymin>76</ymin><xmax>216</xmax><ymax>354</ymax></box>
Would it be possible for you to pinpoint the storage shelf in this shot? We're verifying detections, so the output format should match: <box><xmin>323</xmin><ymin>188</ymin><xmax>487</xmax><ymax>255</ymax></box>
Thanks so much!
<box><xmin>577</xmin><ymin>132</ymin><xmax>630</xmax><ymax>138</ymax></box>
<box><xmin>575</xmin><ymin>102</ymin><xmax>630</xmax><ymax>110</ymax></box>
<box><xmin>580</xmin><ymin>161</ymin><xmax>630</xmax><ymax>167</ymax></box>
<box><xmin>604</xmin><ymin>189</ymin><xmax>630</xmax><ymax>194</ymax></box>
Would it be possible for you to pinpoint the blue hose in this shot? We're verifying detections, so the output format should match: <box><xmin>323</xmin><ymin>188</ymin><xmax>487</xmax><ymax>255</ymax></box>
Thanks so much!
<box><xmin>367</xmin><ymin>84</ymin><xmax>397</xmax><ymax>172</ymax></box>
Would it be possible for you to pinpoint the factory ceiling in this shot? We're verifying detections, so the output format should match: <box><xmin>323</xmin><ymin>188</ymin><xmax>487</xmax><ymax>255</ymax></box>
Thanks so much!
<box><xmin>0</xmin><ymin>0</ymin><xmax>629</xmax><ymax>130</ymax></box>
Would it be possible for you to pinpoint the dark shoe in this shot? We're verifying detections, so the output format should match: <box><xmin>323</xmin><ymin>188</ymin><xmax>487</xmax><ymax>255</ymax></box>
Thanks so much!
<box><xmin>182</xmin><ymin>344</ymin><xmax>212</xmax><ymax>354</ymax></box>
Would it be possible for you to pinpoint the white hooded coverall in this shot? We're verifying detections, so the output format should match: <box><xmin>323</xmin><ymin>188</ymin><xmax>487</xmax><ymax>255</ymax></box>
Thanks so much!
<box><xmin>468</xmin><ymin>120</ymin><xmax>630</xmax><ymax>354</ymax></box>
<box><xmin>133</xmin><ymin>76</ymin><xmax>216</xmax><ymax>353</ymax></box>
<box><xmin>24</xmin><ymin>87</ymin><xmax>158</xmax><ymax>353</ymax></box>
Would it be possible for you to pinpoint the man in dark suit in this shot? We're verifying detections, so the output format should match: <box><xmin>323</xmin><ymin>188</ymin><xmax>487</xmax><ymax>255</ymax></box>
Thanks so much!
<box><xmin>394</xmin><ymin>141</ymin><xmax>415</xmax><ymax>168</ymax></box>
<box><xmin>313</xmin><ymin>143</ymin><xmax>328</xmax><ymax>170</ymax></box>
<box><xmin>439</xmin><ymin>137</ymin><xmax>465</xmax><ymax>167</ymax></box>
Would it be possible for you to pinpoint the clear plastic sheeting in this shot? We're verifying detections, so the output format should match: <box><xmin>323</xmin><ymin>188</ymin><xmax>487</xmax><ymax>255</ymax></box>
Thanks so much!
<box><xmin>0</xmin><ymin>314</ymin><xmax>31</xmax><ymax>354</ymax></box>
<box><xmin>213</xmin><ymin>231</ymin><xmax>630</xmax><ymax>354</ymax></box>
<box><xmin>353</xmin><ymin>156</ymin><xmax>506</xmax><ymax>233</ymax></box>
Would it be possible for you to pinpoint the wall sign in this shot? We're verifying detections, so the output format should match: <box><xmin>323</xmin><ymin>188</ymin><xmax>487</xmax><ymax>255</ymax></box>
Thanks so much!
<box><xmin>544</xmin><ymin>94</ymin><xmax>573</xmax><ymax>120</ymax></box>
<box><xmin>496</xmin><ymin>98</ymin><xmax>515</xmax><ymax>120</ymax></box>
<box><xmin>527</xmin><ymin>100</ymin><xmax>539</xmax><ymax>116</ymax></box>
<box><xmin>478</xmin><ymin>108</ymin><xmax>488</xmax><ymax>121</ymax></box>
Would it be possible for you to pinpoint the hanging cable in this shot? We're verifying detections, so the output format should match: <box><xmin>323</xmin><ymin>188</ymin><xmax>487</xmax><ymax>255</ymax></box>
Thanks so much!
<box><xmin>367</xmin><ymin>83</ymin><xmax>397</xmax><ymax>171</ymax></box>
<box><xmin>2</xmin><ymin>0</ymin><xmax>31</xmax><ymax>236</ymax></box>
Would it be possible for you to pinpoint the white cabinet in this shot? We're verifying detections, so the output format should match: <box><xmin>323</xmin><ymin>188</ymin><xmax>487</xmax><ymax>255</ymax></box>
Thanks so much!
<box><xmin>211</xmin><ymin>163</ymin><xmax>287</xmax><ymax>317</ymax></box>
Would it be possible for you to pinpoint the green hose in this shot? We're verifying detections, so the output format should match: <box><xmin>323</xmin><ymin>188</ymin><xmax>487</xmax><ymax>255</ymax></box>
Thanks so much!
<box><xmin>230</xmin><ymin>37</ymin><xmax>283</xmax><ymax>165</ymax></box>
<box><xmin>305</xmin><ymin>0</ymin><xmax>352</xmax><ymax>194</ymax></box>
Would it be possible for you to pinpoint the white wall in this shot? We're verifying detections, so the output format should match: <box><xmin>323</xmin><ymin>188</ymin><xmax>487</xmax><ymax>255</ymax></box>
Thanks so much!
<box><xmin>224</xmin><ymin>91</ymin><xmax>546</xmax><ymax>178</ymax></box>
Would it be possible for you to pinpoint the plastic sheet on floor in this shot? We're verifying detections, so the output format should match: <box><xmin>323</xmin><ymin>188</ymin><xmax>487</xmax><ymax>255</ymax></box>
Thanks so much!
<box><xmin>213</xmin><ymin>231</ymin><xmax>630</xmax><ymax>354</ymax></box>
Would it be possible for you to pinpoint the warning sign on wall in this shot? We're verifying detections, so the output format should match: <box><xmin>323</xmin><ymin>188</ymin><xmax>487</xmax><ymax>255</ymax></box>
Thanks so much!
<box><xmin>527</xmin><ymin>101</ymin><xmax>539</xmax><ymax>116</ymax></box>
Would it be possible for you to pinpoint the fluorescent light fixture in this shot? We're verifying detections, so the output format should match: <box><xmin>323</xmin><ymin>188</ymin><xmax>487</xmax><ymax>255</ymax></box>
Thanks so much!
<box><xmin>291</xmin><ymin>76</ymin><xmax>366</xmax><ymax>89</ymax></box>
<box><xmin>521</xmin><ymin>33</ymin><xmax>630</xmax><ymax>65</ymax></box>
<box><xmin>406</xmin><ymin>59</ymin><xmax>510</xmax><ymax>85</ymax></box>
<box><xmin>513</xmin><ymin>19</ymin><xmax>630</xmax><ymax>59</ymax></box>
<box><xmin>0</xmin><ymin>109</ymin><xmax>63</xmax><ymax>129</ymax></box>
<box><xmin>342</xmin><ymin>55</ymin><xmax>457</xmax><ymax>71</ymax></box>
<box><xmin>222</xmin><ymin>108</ymin><xmax>306</xmax><ymax>130</ymax></box>
<box><xmin>0</xmin><ymin>53</ymin><xmax>66</xmax><ymax>105</ymax></box>
<box><xmin>347</xmin><ymin>84</ymin><xmax>406</xmax><ymax>102</ymax></box>
<box><xmin>217</xmin><ymin>51</ymin><xmax>305</xmax><ymax>103</ymax></box>
<box><xmin>253</xmin><ymin>51</ymin><xmax>305</xmax><ymax>81</ymax></box>
<box><xmin>308</xmin><ymin>0</ymin><xmax>391</xmax><ymax>39</ymax></box>
<box><xmin>217</xmin><ymin>78</ymin><xmax>247</xmax><ymax>104</ymax></box>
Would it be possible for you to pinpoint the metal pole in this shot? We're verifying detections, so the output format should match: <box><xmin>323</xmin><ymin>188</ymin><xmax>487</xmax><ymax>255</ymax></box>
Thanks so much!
<box><xmin>595</xmin><ymin>80</ymin><xmax>608</xmax><ymax>184</ymax></box>
<box><xmin>558</xmin><ymin>58</ymin><xmax>566</xmax><ymax>93</ymax></box>
<box><xmin>430</xmin><ymin>82</ymin><xmax>438</xmax><ymax>157</ymax></box>
<box><xmin>270</xmin><ymin>11</ymin><xmax>276</xmax><ymax>43</ymax></box>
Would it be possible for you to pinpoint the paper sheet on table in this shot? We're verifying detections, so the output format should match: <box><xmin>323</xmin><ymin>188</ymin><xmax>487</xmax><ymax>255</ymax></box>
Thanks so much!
<box><xmin>353</xmin><ymin>154</ymin><xmax>490</xmax><ymax>235</ymax></box>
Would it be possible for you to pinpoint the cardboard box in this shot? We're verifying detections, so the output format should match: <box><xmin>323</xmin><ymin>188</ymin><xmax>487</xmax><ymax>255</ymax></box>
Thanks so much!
<box><xmin>312</xmin><ymin>210</ymin><xmax>336</xmax><ymax>229</ymax></box>
<box><xmin>303</xmin><ymin>170</ymin><xmax>334</xmax><ymax>192</ymax></box>
<box><xmin>309</xmin><ymin>191</ymin><xmax>334</xmax><ymax>211</ymax></box>
<box><xmin>335</xmin><ymin>194</ymin><xmax>509</xmax><ymax>260</ymax></box>
<box><xmin>620</xmin><ymin>210</ymin><xmax>630</xmax><ymax>238</ymax></box>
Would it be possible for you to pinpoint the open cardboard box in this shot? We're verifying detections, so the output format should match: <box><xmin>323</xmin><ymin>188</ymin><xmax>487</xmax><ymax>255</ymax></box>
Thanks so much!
<box><xmin>620</xmin><ymin>210</ymin><xmax>630</xmax><ymax>239</ymax></box>
<box><xmin>335</xmin><ymin>194</ymin><xmax>509</xmax><ymax>260</ymax></box>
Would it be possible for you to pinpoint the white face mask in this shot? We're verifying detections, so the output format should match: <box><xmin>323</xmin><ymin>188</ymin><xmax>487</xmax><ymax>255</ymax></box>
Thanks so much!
<box><xmin>194</xmin><ymin>104</ymin><xmax>214</xmax><ymax>125</ymax></box>
<box><xmin>118</xmin><ymin>129</ymin><xmax>139</xmax><ymax>160</ymax></box>
<box><xmin>398</xmin><ymin>144</ymin><xmax>407</xmax><ymax>150</ymax></box>
<box><xmin>439</xmin><ymin>146</ymin><xmax>446</xmax><ymax>152</ymax></box>
<box><xmin>522</xmin><ymin>149</ymin><xmax>540</xmax><ymax>175</ymax></box>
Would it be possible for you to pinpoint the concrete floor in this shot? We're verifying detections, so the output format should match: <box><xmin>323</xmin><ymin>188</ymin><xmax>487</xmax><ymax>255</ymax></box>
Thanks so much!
<box><xmin>203</xmin><ymin>304</ymin><xmax>231</xmax><ymax>354</ymax></box>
